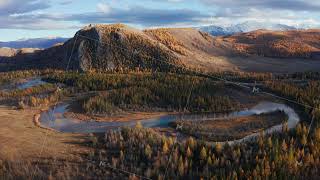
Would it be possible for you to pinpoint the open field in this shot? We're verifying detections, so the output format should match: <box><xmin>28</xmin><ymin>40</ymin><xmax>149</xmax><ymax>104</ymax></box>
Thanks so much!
<box><xmin>0</xmin><ymin>106</ymin><xmax>89</xmax><ymax>162</ymax></box>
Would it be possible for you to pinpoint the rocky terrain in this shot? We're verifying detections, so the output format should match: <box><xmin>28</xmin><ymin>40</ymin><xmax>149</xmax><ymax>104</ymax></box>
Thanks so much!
<box><xmin>0</xmin><ymin>24</ymin><xmax>319</xmax><ymax>73</ymax></box>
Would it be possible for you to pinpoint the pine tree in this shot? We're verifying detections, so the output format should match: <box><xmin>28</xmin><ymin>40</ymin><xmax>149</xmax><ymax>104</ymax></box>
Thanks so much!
<box><xmin>135</xmin><ymin>121</ymin><xmax>143</xmax><ymax>129</ymax></box>
<box><xmin>162</xmin><ymin>141</ymin><xmax>169</xmax><ymax>154</ymax></box>
<box><xmin>186</xmin><ymin>146</ymin><xmax>192</xmax><ymax>158</ymax></box>
<box><xmin>145</xmin><ymin>144</ymin><xmax>152</xmax><ymax>160</ymax></box>
<box><xmin>301</xmin><ymin>134</ymin><xmax>307</xmax><ymax>146</ymax></box>
<box><xmin>314</xmin><ymin>128</ymin><xmax>320</xmax><ymax>143</ymax></box>
<box><xmin>207</xmin><ymin>156</ymin><xmax>213</xmax><ymax>166</ymax></box>
<box><xmin>187</xmin><ymin>137</ymin><xmax>196</xmax><ymax>149</ymax></box>
<box><xmin>281</xmin><ymin>140</ymin><xmax>288</xmax><ymax>152</ymax></box>
<box><xmin>178</xmin><ymin>160</ymin><xmax>185</xmax><ymax>176</ymax></box>
<box><xmin>288</xmin><ymin>147</ymin><xmax>295</xmax><ymax>167</ymax></box>
<box><xmin>296</xmin><ymin>124</ymin><xmax>302</xmax><ymax>136</ymax></box>
<box><xmin>267</xmin><ymin>137</ymin><xmax>273</xmax><ymax>148</ymax></box>
<box><xmin>200</xmin><ymin>147</ymin><xmax>207</xmax><ymax>161</ymax></box>
<box><xmin>120</xmin><ymin>150</ymin><xmax>124</xmax><ymax>161</ymax></box>
<box><xmin>215</xmin><ymin>143</ymin><xmax>222</xmax><ymax>154</ymax></box>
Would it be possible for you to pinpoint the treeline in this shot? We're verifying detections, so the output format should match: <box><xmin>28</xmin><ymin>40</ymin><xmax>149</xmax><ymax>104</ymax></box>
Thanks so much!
<box><xmin>290</xmin><ymin>72</ymin><xmax>320</xmax><ymax>80</ymax></box>
<box><xmin>0</xmin><ymin>69</ymin><xmax>60</xmax><ymax>86</ymax></box>
<box><xmin>265</xmin><ymin>80</ymin><xmax>320</xmax><ymax>126</ymax></box>
<box><xmin>171</xmin><ymin>111</ymin><xmax>288</xmax><ymax>142</ymax></box>
<box><xmin>87</xmin><ymin>124</ymin><xmax>320</xmax><ymax>179</ymax></box>
<box><xmin>83</xmin><ymin>87</ymin><xmax>237</xmax><ymax>115</ymax></box>
<box><xmin>0</xmin><ymin>83</ymin><xmax>67</xmax><ymax>109</ymax></box>
<box><xmin>0</xmin><ymin>70</ymin><xmax>41</xmax><ymax>85</ymax></box>
<box><xmin>208</xmin><ymin>71</ymin><xmax>274</xmax><ymax>83</ymax></box>
<box><xmin>2</xmin><ymin>124</ymin><xmax>320</xmax><ymax>179</ymax></box>
<box><xmin>0</xmin><ymin>83</ymin><xmax>57</xmax><ymax>99</ymax></box>
<box><xmin>208</xmin><ymin>71</ymin><xmax>320</xmax><ymax>83</ymax></box>
<box><xmin>46</xmin><ymin>72</ymin><xmax>240</xmax><ymax>114</ymax></box>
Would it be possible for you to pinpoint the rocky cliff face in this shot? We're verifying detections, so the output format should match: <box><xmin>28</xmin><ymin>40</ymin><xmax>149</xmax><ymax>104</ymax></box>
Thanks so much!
<box><xmin>69</xmin><ymin>24</ymin><xmax>180</xmax><ymax>72</ymax></box>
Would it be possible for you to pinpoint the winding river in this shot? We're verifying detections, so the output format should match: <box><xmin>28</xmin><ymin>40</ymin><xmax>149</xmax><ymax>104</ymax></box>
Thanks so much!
<box><xmin>39</xmin><ymin>101</ymin><xmax>300</xmax><ymax>143</ymax></box>
<box><xmin>0</xmin><ymin>77</ymin><xmax>301</xmax><ymax>143</ymax></box>
<box><xmin>0</xmin><ymin>77</ymin><xmax>47</xmax><ymax>91</ymax></box>
<box><xmin>16</xmin><ymin>78</ymin><xmax>47</xmax><ymax>90</ymax></box>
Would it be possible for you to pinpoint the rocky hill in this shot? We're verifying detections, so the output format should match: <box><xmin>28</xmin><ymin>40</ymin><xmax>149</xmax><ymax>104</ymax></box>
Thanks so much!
<box><xmin>0</xmin><ymin>24</ymin><xmax>232</xmax><ymax>72</ymax></box>
<box><xmin>1</xmin><ymin>24</ymin><xmax>319</xmax><ymax>73</ymax></box>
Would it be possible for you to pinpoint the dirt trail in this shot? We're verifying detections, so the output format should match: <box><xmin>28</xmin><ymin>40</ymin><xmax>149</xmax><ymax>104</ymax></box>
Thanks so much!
<box><xmin>0</xmin><ymin>105</ymin><xmax>90</xmax><ymax>162</ymax></box>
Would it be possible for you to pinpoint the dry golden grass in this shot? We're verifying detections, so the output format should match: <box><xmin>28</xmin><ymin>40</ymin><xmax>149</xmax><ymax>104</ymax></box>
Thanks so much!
<box><xmin>221</xmin><ymin>29</ymin><xmax>320</xmax><ymax>58</ymax></box>
<box><xmin>144</xmin><ymin>28</ymin><xmax>188</xmax><ymax>55</ymax></box>
<box><xmin>0</xmin><ymin>106</ymin><xmax>90</xmax><ymax>161</ymax></box>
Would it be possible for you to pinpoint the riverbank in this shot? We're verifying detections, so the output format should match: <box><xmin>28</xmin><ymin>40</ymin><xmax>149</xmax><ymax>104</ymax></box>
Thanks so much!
<box><xmin>171</xmin><ymin>111</ymin><xmax>287</xmax><ymax>142</ymax></box>
<box><xmin>64</xmin><ymin>111</ymin><xmax>174</xmax><ymax>122</ymax></box>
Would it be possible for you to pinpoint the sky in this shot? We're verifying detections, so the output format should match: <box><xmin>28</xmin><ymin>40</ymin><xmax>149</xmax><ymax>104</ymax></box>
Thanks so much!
<box><xmin>1</xmin><ymin>0</ymin><xmax>320</xmax><ymax>41</ymax></box>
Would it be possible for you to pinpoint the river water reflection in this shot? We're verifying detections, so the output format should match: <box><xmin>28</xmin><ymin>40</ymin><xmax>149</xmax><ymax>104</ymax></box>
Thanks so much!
<box><xmin>40</xmin><ymin>101</ymin><xmax>300</xmax><ymax>143</ymax></box>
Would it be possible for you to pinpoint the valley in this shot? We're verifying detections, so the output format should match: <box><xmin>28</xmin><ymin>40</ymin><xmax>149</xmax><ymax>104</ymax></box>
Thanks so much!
<box><xmin>0</xmin><ymin>24</ymin><xmax>319</xmax><ymax>179</ymax></box>
<box><xmin>0</xmin><ymin>68</ymin><xmax>319</xmax><ymax>179</ymax></box>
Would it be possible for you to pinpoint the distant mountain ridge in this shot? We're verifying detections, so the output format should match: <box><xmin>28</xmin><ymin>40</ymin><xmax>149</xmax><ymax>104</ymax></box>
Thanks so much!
<box><xmin>199</xmin><ymin>21</ymin><xmax>297</xmax><ymax>36</ymax></box>
<box><xmin>0</xmin><ymin>37</ymin><xmax>69</xmax><ymax>49</ymax></box>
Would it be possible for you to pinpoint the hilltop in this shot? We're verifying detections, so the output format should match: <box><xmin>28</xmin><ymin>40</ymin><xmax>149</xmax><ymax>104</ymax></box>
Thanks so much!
<box><xmin>0</xmin><ymin>24</ymin><xmax>319</xmax><ymax>73</ymax></box>
<box><xmin>0</xmin><ymin>24</ymin><xmax>234</xmax><ymax>72</ymax></box>
<box><xmin>199</xmin><ymin>21</ymin><xmax>297</xmax><ymax>36</ymax></box>
<box><xmin>0</xmin><ymin>47</ymin><xmax>40</xmax><ymax>57</ymax></box>
<box><xmin>219</xmin><ymin>29</ymin><xmax>320</xmax><ymax>59</ymax></box>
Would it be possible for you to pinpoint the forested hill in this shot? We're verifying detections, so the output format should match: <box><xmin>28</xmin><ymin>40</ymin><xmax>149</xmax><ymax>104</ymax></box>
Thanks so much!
<box><xmin>0</xmin><ymin>24</ymin><xmax>219</xmax><ymax>72</ymax></box>
<box><xmin>219</xmin><ymin>29</ymin><xmax>320</xmax><ymax>59</ymax></box>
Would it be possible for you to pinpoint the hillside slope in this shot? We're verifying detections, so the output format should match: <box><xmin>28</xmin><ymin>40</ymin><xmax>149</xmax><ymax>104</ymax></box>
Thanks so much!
<box><xmin>0</xmin><ymin>24</ymin><xmax>235</xmax><ymax>72</ymax></box>
<box><xmin>0</xmin><ymin>48</ymin><xmax>17</xmax><ymax>57</ymax></box>
<box><xmin>219</xmin><ymin>29</ymin><xmax>320</xmax><ymax>59</ymax></box>
<box><xmin>0</xmin><ymin>24</ymin><xmax>320</xmax><ymax>73</ymax></box>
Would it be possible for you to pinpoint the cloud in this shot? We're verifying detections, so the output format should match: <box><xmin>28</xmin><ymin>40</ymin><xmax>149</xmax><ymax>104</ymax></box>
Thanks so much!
<box><xmin>0</xmin><ymin>15</ymin><xmax>75</xmax><ymax>30</ymax></box>
<box><xmin>0</xmin><ymin>0</ymin><xmax>50</xmax><ymax>15</ymax></box>
<box><xmin>197</xmin><ymin>0</ymin><xmax>320</xmax><ymax>27</ymax></box>
<box><xmin>0</xmin><ymin>0</ymin><xmax>319</xmax><ymax>31</ymax></box>
<box><xmin>9</xmin><ymin>6</ymin><xmax>207</xmax><ymax>29</ymax></box>
<box><xmin>70</xmin><ymin>7</ymin><xmax>206</xmax><ymax>26</ymax></box>
<box><xmin>201</xmin><ymin>0</ymin><xmax>320</xmax><ymax>12</ymax></box>
<box><xmin>97</xmin><ymin>2</ymin><xmax>111</xmax><ymax>14</ymax></box>
<box><xmin>59</xmin><ymin>0</ymin><xmax>73</xmax><ymax>5</ymax></box>
<box><xmin>167</xmin><ymin>0</ymin><xmax>184</xmax><ymax>2</ymax></box>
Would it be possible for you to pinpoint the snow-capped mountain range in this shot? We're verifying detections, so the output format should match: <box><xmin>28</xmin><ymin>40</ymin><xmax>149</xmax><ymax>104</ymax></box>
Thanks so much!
<box><xmin>0</xmin><ymin>37</ymin><xmax>69</xmax><ymax>49</ymax></box>
<box><xmin>199</xmin><ymin>21</ymin><xmax>298</xmax><ymax>36</ymax></box>
<box><xmin>0</xmin><ymin>21</ymin><xmax>313</xmax><ymax>49</ymax></box>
